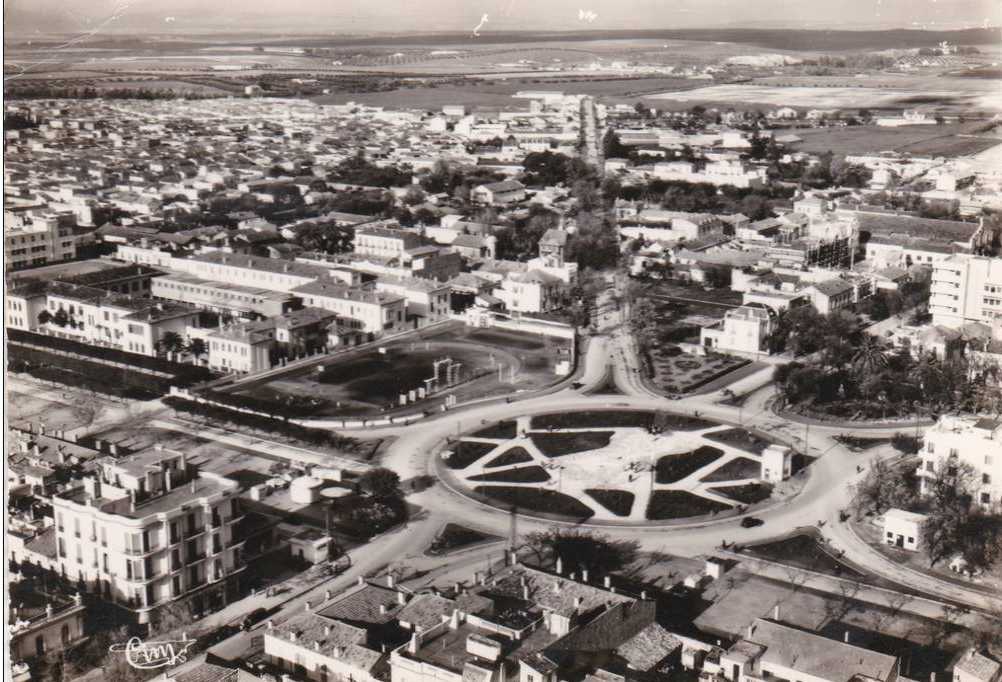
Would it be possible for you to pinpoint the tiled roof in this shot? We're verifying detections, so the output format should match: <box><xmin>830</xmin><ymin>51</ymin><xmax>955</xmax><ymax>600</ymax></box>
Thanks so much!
<box><xmin>317</xmin><ymin>582</ymin><xmax>404</xmax><ymax>625</ymax></box>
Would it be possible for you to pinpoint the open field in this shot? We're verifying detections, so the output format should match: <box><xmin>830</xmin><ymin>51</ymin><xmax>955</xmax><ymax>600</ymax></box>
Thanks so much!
<box><xmin>228</xmin><ymin>325</ymin><xmax>570</xmax><ymax>418</ymax></box>
<box><xmin>649</xmin><ymin>78</ymin><xmax>1002</xmax><ymax>113</ymax></box>
<box><xmin>775</xmin><ymin>122</ymin><xmax>1002</xmax><ymax>156</ymax></box>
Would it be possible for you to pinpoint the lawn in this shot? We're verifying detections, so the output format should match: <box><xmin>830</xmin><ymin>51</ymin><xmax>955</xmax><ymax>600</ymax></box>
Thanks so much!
<box><xmin>709</xmin><ymin>483</ymin><xmax>774</xmax><ymax>504</ymax></box>
<box><xmin>474</xmin><ymin>486</ymin><xmax>594</xmax><ymax>520</ymax></box>
<box><xmin>742</xmin><ymin>531</ymin><xmax>866</xmax><ymax>579</ymax></box>
<box><xmin>484</xmin><ymin>447</ymin><xmax>534</xmax><ymax>468</ymax></box>
<box><xmin>530</xmin><ymin>410</ymin><xmax>654</xmax><ymax>430</ymax></box>
<box><xmin>446</xmin><ymin>441</ymin><xmax>497</xmax><ymax>469</ymax></box>
<box><xmin>472</xmin><ymin>421</ymin><xmax>518</xmax><ymax>439</ymax></box>
<box><xmin>586</xmin><ymin>489</ymin><xmax>635</xmax><ymax>517</ymax></box>
<box><xmin>703</xmin><ymin>428</ymin><xmax>772</xmax><ymax>455</ymax></box>
<box><xmin>834</xmin><ymin>434</ymin><xmax>891</xmax><ymax>451</ymax></box>
<box><xmin>647</xmin><ymin>490</ymin><xmax>731</xmax><ymax>520</ymax></box>
<box><xmin>530</xmin><ymin>431</ymin><xmax>615</xmax><ymax>457</ymax></box>
<box><xmin>426</xmin><ymin>523</ymin><xmax>499</xmax><ymax>555</ymax></box>
<box><xmin>655</xmin><ymin>446</ymin><xmax>724</xmax><ymax>484</ymax></box>
<box><xmin>469</xmin><ymin>466</ymin><xmax>550</xmax><ymax>483</ymax></box>
<box><xmin>701</xmin><ymin>457</ymin><xmax>761</xmax><ymax>482</ymax></box>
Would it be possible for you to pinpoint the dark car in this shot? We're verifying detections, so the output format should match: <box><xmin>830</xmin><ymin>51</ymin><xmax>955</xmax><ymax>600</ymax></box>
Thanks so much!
<box><xmin>241</xmin><ymin>608</ymin><xmax>270</xmax><ymax>631</ymax></box>
<box><xmin>740</xmin><ymin>516</ymin><xmax>764</xmax><ymax>528</ymax></box>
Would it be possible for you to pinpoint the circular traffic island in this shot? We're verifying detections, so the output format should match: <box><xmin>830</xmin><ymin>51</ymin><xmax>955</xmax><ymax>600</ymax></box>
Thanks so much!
<box><xmin>437</xmin><ymin>409</ymin><xmax>807</xmax><ymax>525</ymax></box>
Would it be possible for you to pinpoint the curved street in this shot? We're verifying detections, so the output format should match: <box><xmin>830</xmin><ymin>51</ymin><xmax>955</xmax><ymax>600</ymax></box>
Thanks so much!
<box><xmin>347</xmin><ymin>278</ymin><xmax>1002</xmax><ymax>617</ymax></box>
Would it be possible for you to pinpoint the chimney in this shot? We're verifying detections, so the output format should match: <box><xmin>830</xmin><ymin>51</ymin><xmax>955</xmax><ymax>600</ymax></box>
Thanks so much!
<box><xmin>267</xmin><ymin>620</ymin><xmax>274</xmax><ymax>630</ymax></box>
<box><xmin>773</xmin><ymin>605</ymin><xmax>780</xmax><ymax>620</ymax></box>
<box><xmin>508</xmin><ymin>550</ymin><xmax>517</xmax><ymax>565</ymax></box>
<box><xmin>324</xmin><ymin>625</ymin><xmax>332</xmax><ymax>636</ymax></box>
<box><xmin>522</xmin><ymin>584</ymin><xmax>530</xmax><ymax>600</ymax></box>
<box><xmin>305</xmin><ymin>601</ymin><xmax>312</xmax><ymax>611</ymax></box>
<box><xmin>555</xmin><ymin>556</ymin><xmax>563</xmax><ymax>575</ymax></box>
<box><xmin>325</xmin><ymin>590</ymin><xmax>332</xmax><ymax>601</ymax></box>
<box><xmin>573</xmin><ymin>597</ymin><xmax>582</xmax><ymax>610</ymax></box>
<box><xmin>747</xmin><ymin>623</ymin><xmax>755</xmax><ymax>639</ymax></box>
<box><xmin>474</xmin><ymin>571</ymin><xmax>482</xmax><ymax>585</ymax></box>
<box><xmin>129</xmin><ymin>489</ymin><xmax>136</xmax><ymax>513</ymax></box>
<box><xmin>313</xmin><ymin>642</ymin><xmax>321</xmax><ymax>652</ymax></box>
<box><xmin>358</xmin><ymin>576</ymin><xmax>365</xmax><ymax>587</ymax></box>
<box><xmin>45</xmin><ymin>604</ymin><xmax>53</xmax><ymax>618</ymax></box>
<box><xmin>569</xmin><ymin>572</ymin><xmax>576</xmax><ymax>581</ymax></box>
<box><xmin>289</xmin><ymin>632</ymin><xmax>297</xmax><ymax>642</ymax></box>
<box><xmin>408</xmin><ymin>632</ymin><xmax>420</xmax><ymax>654</ymax></box>
<box><xmin>641</xmin><ymin>590</ymin><xmax>648</xmax><ymax>600</ymax></box>
<box><xmin>844</xmin><ymin>630</ymin><xmax>850</xmax><ymax>644</ymax></box>
<box><xmin>379</xmin><ymin>604</ymin><xmax>388</xmax><ymax>615</ymax></box>
<box><xmin>449</xmin><ymin>609</ymin><xmax>460</xmax><ymax>630</ymax></box>
<box><xmin>603</xmin><ymin>576</ymin><xmax>612</xmax><ymax>588</ymax></box>
<box><xmin>387</xmin><ymin>574</ymin><xmax>395</xmax><ymax>588</ymax></box>
<box><xmin>398</xmin><ymin>591</ymin><xmax>407</xmax><ymax>605</ymax></box>
<box><xmin>581</xmin><ymin>568</ymin><xmax>589</xmax><ymax>583</ymax></box>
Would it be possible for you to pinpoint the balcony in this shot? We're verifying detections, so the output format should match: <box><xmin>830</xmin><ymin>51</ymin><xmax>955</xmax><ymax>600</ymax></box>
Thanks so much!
<box><xmin>186</xmin><ymin>552</ymin><xmax>207</xmax><ymax>564</ymax></box>
<box><xmin>225</xmin><ymin>514</ymin><xmax>245</xmax><ymax>526</ymax></box>
<box><xmin>123</xmin><ymin>544</ymin><xmax>161</xmax><ymax>556</ymax></box>
<box><xmin>185</xmin><ymin>526</ymin><xmax>206</xmax><ymax>539</ymax></box>
<box><xmin>226</xmin><ymin>538</ymin><xmax>246</xmax><ymax>550</ymax></box>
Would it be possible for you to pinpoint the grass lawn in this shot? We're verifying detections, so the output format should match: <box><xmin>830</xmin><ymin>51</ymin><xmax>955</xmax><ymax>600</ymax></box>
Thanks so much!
<box><xmin>484</xmin><ymin>447</ymin><xmax>534</xmax><ymax>468</ymax></box>
<box><xmin>647</xmin><ymin>490</ymin><xmax>731</xmax><ymax>520</ymax></box>
<box><xmin>530</xmin><ymin>431</ymin><xmax>614</xmax><ymax>457</ymax></box>
<box><xmin>585</xmin><ymin>489</ymin><xmax>635</xmax><ymax>517</ymax></box>
<box><xmin>742</xmin><ymin>531</ymin><xmax>866</xmax><ymax>579</ymax></box>
<box><xmin>426</xmin><ymin>523</ymin><xmax>499</xmax><ymax>555</ymax></box>
<box><xmin>653</xmin><ymin>413</ymin><xmax>719</xmax><ymax>431</ymax></box>
<box><xmin>773</xmin><ymin>122</ymin><xmax>995</xmax><ymax>157</ymax></box>
<box><xmin>710</xmin><ymin>483</ymin><xmax>774</xmax><ymax>504</ymax></box>
<box><xmin>469</xmin><ymin>466</ymin><xmax>550</xmax><ymax>483</ymax></box>
<box><xmin>472</xmin><ymin>420</ymin><xmax>518</xmax><ymax>439</ymax></box>
<box><xmin>648</xmin><ymin>351</ymin><xmax>749</xmax><ymax>395</ymax></box>
<box><xmin>446</xmin><ymin>441</ymin><xmax>497</xmax><ymax>469</ymax></box>
<box><xmin>655</xmin><ymin>446</ymin><xmax>724</xmax><ymax>484</ymax></box>
<box><xmin>834</xmin><ymin>434</ymin><xmax>892</xmax><ymax>451</ymax></box>
<box><xmin>704</xmin><ymin>428</ymin><xmax>772</xmax><ymax>455</ymax></box>
<box><xmin>474</xmin><ymin>486</ymin><xmax>594</xmax><ymax>520</ymax></box>
<box><xmin>701</xmin><ymin>456</ymin><xmax>761</xmax><ymax>482</ymax></box>
<box><xmin>530</xmin><ymin>410</ymin><xmax>653</xmax><ymax>430</ymax></box>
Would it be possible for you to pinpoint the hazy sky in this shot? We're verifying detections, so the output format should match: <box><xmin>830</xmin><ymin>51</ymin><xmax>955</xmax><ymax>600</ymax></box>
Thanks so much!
<box><xmin>8</xmin><ymin>0</ymin><xmax>1002</xmax><ymax>33</ymax></box>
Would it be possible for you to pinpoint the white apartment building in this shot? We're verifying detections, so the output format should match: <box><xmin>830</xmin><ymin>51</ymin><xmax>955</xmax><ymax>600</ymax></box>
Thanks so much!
<box><xmin>930</xmin><ymin>254</ymin><xmax>1002</xmax><ymax>328</ymax></box>
<box><xmin>292</xmin><ymin>280</ymin><xmax>408</xmax><ymax>335</ymax></box>
<box><xmin>651</xmin><ymin>159</ymin><xmax>766</xmax><ymax>189</ymax></box>
<box><xmin>700</xmin><ymin>306</ymin><xmax>774</xmax><ymax>355</ymax></box>
<box><xmin>51</xmin><ymin>447</ymin><xmax>245</xmax><ymax>623</ymax></box>
<box><xmin>919</xmin><ymin>415</ymin><xmax>1002</xmax><ymax>509</ymax></box>
<box><xmin>354</xmin><ymin>225</ymin><xmax>422</xmax><ymax>259</ymax></box>
<box><xmin>203</xmin><ymin>320</ymin><xmax>276</xmax><ymax>374</ymax></box>
<box><xmin>21</xmin><ymin>281</ymin><xmax>200</xmax><ymax>357</ymax></box>
<box><xmin>5</xmin><ymin>212</ymin><xmax>78</xmax><ymax>270</ymax></box>
<box><xmin>374</xmin><ymin>277</ymin><xmax>452</xmax><ymax>325</ymax></box>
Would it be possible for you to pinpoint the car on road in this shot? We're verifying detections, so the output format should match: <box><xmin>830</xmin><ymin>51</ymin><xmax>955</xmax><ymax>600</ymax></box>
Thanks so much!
<box><xmin>740</xmin><ymin>516</ymin><xmax>764</xmax><ymax>528</ymax></box>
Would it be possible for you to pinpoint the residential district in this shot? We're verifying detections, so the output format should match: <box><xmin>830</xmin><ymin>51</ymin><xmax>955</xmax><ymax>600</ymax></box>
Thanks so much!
<box><xmin>4</xmin><ymin>91</ymin><xmax>1002</xmax><ymax>682</ymax></box>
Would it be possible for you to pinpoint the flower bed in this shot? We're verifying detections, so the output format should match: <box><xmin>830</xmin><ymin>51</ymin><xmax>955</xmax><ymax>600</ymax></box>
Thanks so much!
<box><xmin>585</xmin><ymin>489</ymin><xmax>635</xmax><ymax>517</ymax></box>
<box><xmin>484</xmin><ymin>447</ymin><xmax>534</xmax><ymax>468</ymax></box>
<box><xmin>473</xmin><ymin>486</ymin><xmax>594</xmax><ymax>519</ymax></box>
<box><xmin>530</xmin><ymin>431</ymin><xmax>614</xmax><ymax>457</ymax></box>
<box><xmin>446</xmin><ymin>441</ymin><xmax>498</xmax><ymax>469</ymax></box>
<box><xmin>700</xmin><ymin>457</ymin><xmax>761</xmax><ymax>482</ymax></box>
<box><xmin>647</xmin><ymin>490</ymin><xmax>731</xmax><ymax>520</ymax></box>
<box><xmin>655</xmin><ymin>446</ymin><xmax>724</xmax><ymax>484</ymax></box>
<box><xmin>469</xmin><ymin>466</ymin><xmax>550</xmax><ymax>483</ymax></box>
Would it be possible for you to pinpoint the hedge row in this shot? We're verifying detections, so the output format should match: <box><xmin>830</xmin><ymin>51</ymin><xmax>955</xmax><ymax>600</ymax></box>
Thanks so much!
<box><xmin>7</xmin><ymin>328</ymin><xmax>213</xmax><ymax>386</ymax></box>
<box><xmin>201</xmin><ymin>388</ymin><xmax>327</xmax><ymax>419</ymax></box>
<box><xmin>162</xmin><ymin>395</ymin><xmax>356</xmax><ymax>450</ymax></box>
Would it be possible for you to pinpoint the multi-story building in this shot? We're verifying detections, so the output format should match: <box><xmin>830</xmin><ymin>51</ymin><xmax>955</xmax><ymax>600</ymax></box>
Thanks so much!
<box><xmin>9</xmin><ymin>280</ymin><xmax>201</xmax><ymax>356</ymax></box>
<box><xmin>374</xmin><ymin>277</ymin><xmax>452</xmax><ymax>326</ymax></box>
<box><xmin>471</xmin><ymin>180</ymin><xmax>526</xmax><ymax>205</ymax></box>
<box><xmin>50</xmin><ymin>447</ymin><xmax>245</xmax><ymax>623</ymax></box>
<box><xmin>4</xmin><ymin>211</ymin><xmax>78</xmax><ymax>271</ymax></box>
<box><xmin>700</xmin><ymin>306</ymin><xmax>774</xmax><ymax>355</ymax></box>
<box><xmin>9</xmin><ymin>596</ymin><xmax>86</xmax><ymax>662</ymax></box>
<box><xmin>151</xmin><ymin>272</ymin><xmax>298</xmax><ymax>319</ymax></box>
<box><xmin>918</xmin><ymin>415</ymin><xmax>1002</xmax><ymax>509</ymax></box>
<box><xmin>292</xmin><ymin>280</ymin><xmax>408</xmax><ymax>336</ymax></box>
<box><xmin>930</xmin><ymin>254</ymin><xmax>1002</xmax><ymax>328</ymax></box>
<box><xmin>354</xmin><ymin>225</ymin><xmax>422</xmax><ymax>259</ymax></box>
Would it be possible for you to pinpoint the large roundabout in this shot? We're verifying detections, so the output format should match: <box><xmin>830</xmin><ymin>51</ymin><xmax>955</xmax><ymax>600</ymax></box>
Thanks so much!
<box><xmin>437</xmin><ymin>409</ymin><xmax>811</xmax><ymax>524</ymax></box>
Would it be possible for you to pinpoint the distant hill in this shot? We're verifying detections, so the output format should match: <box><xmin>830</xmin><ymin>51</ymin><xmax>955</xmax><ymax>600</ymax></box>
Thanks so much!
<box><xmin>5</xmin><ymin>25</ymin><xmax>1000</xmax><ymax>53</ymax></box>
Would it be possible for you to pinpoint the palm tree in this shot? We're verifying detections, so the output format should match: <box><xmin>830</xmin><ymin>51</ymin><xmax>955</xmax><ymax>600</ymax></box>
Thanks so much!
<box><xmin>852</xmin><ymin>337</ymin><xmax>889</xmax><ymax>376</ymax></box>
<box><xmin>159</xmin><ymin>331</ymin><xmax>184</xmax><ymax>359</ymax></box>
<box><xmin>186</xmin><ymin>338</ymin><xmax>207</xmax><ymax>365</ymax></box>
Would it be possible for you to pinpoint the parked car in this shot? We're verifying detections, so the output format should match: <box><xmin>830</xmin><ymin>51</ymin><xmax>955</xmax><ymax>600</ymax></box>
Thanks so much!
<box><xmin>740</xmin><ymin>516</ymin><xmax>764</xmax><ymax>528</ymax></box>
<box><xmin>241</xmin><ymin>608</ymin><xmax>270</xmax><ymax>631</ymax></box>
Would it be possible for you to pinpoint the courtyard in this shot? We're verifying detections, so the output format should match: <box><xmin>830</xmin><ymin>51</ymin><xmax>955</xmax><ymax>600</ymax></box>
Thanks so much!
<box><xmin>438</xmin><ymin>409</ymin><xmax>807</xmax><ymax>523</ymax></box>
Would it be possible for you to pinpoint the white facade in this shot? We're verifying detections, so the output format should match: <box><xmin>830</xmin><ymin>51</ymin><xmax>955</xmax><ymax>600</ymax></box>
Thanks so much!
<box><xmin>883</xmin><ymin>508</ymin><xmax>926</xmax><ymax>551</ymax></box>
<box><xmin>700</xmin><ymin>306</ymin><xmax>773</xmax><ymax>355</ymax></box>
<box><xmin>930</xmin><ymin>254</ymin><xmax>1002</xmax><ymax>328</ymax></box>
<box><xmin>919</xmin><ymin>415</ymin><xmax>1002</xmax><ymax>509</ymax></box>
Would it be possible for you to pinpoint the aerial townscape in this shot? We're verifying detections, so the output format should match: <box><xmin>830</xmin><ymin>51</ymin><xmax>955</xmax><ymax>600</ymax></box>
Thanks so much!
<box><xmin>4</xmin><ymin>5</ymin><xmax>1002</xmax><ymax>682</ymax></box>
